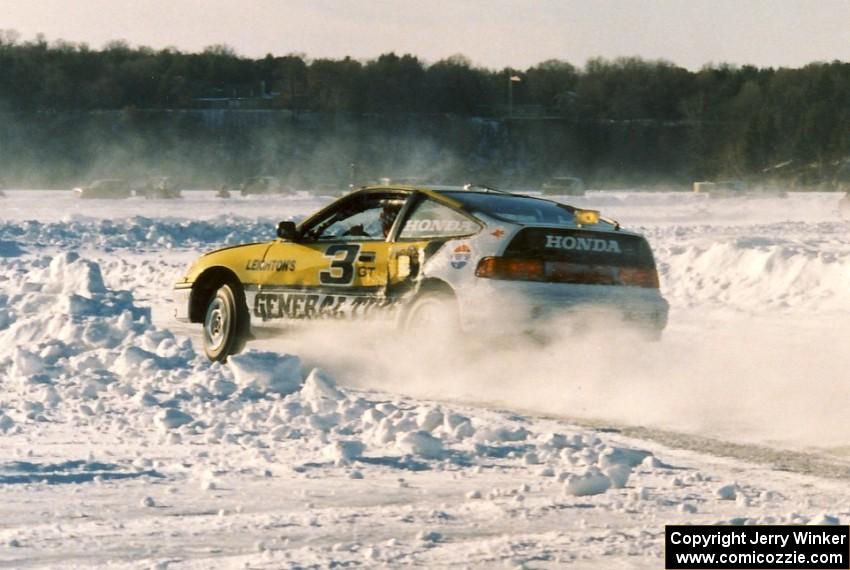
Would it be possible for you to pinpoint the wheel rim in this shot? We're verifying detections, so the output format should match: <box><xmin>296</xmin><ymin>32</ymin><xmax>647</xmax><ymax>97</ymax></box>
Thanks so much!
<box><xmin>408</xmin><ymin>298</ymin><xmax>449</xmax><ymax>329</ymax></box>
<box><xmin>204</xmin><ymin>296</ymin><xmax>229</xmax><ymax>352</ymax></box>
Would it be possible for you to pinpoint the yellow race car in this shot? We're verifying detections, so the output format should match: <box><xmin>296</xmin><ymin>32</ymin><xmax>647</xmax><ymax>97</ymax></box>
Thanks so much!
<box><xmin>174</xmin><ymin>185</ymin><xmax>668</xmax><ymax>361</ymax></box>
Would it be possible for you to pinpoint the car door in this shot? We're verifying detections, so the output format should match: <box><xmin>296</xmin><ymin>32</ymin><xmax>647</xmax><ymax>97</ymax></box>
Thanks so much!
<box><xmin>253</xmin><ymin>191</ymin><xmax>410</xmax><ymax>323</ymax></box>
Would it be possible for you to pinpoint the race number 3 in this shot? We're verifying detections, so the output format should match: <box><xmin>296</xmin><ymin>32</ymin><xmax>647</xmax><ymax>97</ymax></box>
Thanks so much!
<box><xmin>320</xmin><ymin>244</ymin><xmax>360</xmax><ymax>285</ymax></box>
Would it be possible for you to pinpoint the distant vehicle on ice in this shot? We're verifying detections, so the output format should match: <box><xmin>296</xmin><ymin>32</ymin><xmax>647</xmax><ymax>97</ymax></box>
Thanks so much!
<box><xmin>541</xmin><ymin>176</ymin><xmax>585</xmax><ymax>196</ymax></box>
<box><xmin>73</xmin><ymin>179</ymin><xmax>132</xmax><ymax>199</ymax></box>
<box><xmin>239</xmin><ymin>176</ymin><xmax>291</xmax><ymax>196</ymax></box>
<box><xmin>693</xmin><ymin>180</ymin><xmax>745</xmax><ymax>197</ymax></box>
<box><xmin>693</xmin><ymin>180</ymin><xmax>786</xmax><ymax>199</ymax></box>
<box><xmin>135</xmin><ymin>176</ymin><xmax>182</xmax><ymax>199</ymax></box>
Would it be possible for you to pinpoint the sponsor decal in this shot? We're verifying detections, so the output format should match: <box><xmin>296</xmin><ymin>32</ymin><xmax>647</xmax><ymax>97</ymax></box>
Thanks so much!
<box><xmin>245</xmin><ymin>259</ymin><xmax>296</xmax><ymax>272</ymax></box>
<box><xmin>544</xmin><ymin>234</ymin><xmax>622</xmax><ymax>253</ymax></box>
<box><xmin>490</xmin><ymin>228</ymin><xmax>506</xmax><ymax>238</ymax></box>
<box><xmin>450</xmin><ymin>244</ymin><xmax>472</xmax><ymax>269</ymax></box>
<box><xmin>403</xmin><ymin>219</ymin><xmax>478</xmax><ymax>234</ymax></box>
<box><xmin>393</xmin><ymin>246</ymin><xmax>421</xmax><ymax>280</ymax></box>
<box><xmin>253</xmin><ymin>292</ymin><xmax>395</xmax><ymax>321</ymax></box>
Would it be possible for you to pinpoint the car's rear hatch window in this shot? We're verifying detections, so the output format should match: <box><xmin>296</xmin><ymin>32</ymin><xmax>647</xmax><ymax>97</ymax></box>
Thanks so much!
<box><xmin>476</xmin><ymin>227</ymin><xmax>658</xmax><ymax>288</ymax></box>
<box><xmin>505</xmin><ymin>228</ymin><xmax>656</xmax><ymax>268</ymax></box>
<box><xmin>442</xmin><ymin>191</ymin><xmax>575</xmax><ymax>225</ymax></box>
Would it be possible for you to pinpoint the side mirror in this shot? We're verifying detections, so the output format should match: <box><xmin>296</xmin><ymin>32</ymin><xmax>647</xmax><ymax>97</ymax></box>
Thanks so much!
<box><xmin>276</xmin><ymin>221</ymin><xmax>298</xmax><ymax>241</ymax></box>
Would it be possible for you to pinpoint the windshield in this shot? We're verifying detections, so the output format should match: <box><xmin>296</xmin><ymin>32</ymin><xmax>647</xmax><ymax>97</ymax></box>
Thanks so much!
<box><xmin>442</xmin><ymin>192</ymin><xmax>575</xmax><ymax>224</ymax></box>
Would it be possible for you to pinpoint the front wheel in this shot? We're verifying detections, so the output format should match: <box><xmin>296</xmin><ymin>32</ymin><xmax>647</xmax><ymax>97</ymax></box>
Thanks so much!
<box><xmin>203</xmin><ymin>283</ymin><xmax>248</xmax><ymax>362</ymax></box>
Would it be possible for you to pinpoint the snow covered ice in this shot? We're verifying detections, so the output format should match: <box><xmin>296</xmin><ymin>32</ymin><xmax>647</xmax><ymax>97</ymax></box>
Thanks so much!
<box><xmin>1</xmin><ymin>189</ymin><xmax>850</xmax><ymax>568</ymax></box>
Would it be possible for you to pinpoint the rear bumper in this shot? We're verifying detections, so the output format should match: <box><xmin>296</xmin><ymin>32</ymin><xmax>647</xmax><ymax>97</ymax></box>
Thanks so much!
<box><xmin>457</xmin><ymin>280</ymin><xmax>669</xmax><ymax>334</ymax></box>
<box><xmin>173</xmin><ymin>284</ymin><xmax>192</xmax><ymax>323</ymax></box>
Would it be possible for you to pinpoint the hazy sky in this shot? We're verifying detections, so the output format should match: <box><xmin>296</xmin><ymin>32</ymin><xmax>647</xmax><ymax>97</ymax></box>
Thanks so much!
<box><xmin>1</xmin><ymin>0</ymin><xmax>848</xmax><ymax>70</ymax></box>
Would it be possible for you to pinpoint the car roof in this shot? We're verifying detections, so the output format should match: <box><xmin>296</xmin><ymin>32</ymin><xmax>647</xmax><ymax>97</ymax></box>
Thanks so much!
<box><xmin>353</xmin><ymin>184</ymin><xmax>466</xmax><ymax>208</ymax></box>
<box><xmin>352</xmin><ymin>184</ymin><xmax>626</xmax><ymax>232</ymax></box>
<box><xmin>355</xmin><ymin>183</ymin><xmax>573</xmax><ymax>211</ymax></box>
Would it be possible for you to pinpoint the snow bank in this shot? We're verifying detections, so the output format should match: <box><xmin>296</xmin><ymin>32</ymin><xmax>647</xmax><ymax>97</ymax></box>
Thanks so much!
<box><xmin>228</xmin><ymin>351</ymin><xmax>303</xmax><ymax>396</ymax></box>
<box><xmin>0</xmin><ymin>240</ymin><xmax>25</xmax><ymax>257</ymax></box>
<box><xmin>563</xmin><ymin>468</ymin><xmax>611</xmax><ymax>496</ymax></box>
<box><xmin>653</xmin><ymin>222</ymin><xmax>850</xmax><ymax>313</ymax></box>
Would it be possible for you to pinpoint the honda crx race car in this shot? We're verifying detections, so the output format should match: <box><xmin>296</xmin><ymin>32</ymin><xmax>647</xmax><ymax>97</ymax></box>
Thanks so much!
<box><xmin>174</xmin><ymin>185</ymin><xmax>669</xmax><ymax>361</ymax></box>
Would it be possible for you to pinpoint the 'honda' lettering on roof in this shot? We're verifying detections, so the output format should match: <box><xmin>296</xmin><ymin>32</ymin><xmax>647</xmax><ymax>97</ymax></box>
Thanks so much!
<box><xmin>544</xmin><ymin>234</ymin><xmax>622</xmax><ymax>253</ymax></box>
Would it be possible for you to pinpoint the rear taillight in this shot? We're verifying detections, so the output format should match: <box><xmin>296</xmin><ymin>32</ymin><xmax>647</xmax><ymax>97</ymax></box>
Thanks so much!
<box><xmin>475</xmin><ymin>257</ymin><xmax>545</xmax><ymax>281</ymax></box>
<box><xmin>475</xmin><ymin>257</ymin><xmax>659</xmax><ymax>288</ymax></box>
<box><xmin>618</xmin><ymin>267</ymin><xmax>660</xmax><ymax>288</ymax></box>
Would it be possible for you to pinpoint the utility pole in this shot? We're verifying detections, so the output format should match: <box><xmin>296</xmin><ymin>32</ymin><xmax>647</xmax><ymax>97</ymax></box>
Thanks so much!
<box><xmin>508</xmin><ymin>75</ymin><xmax>521</xmax><ymax>118</ymax></box>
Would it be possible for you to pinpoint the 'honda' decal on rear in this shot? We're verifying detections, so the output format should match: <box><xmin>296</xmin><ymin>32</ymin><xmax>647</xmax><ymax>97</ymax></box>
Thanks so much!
<box><xmin>544</xmin><ymin>234</ymin><xmax>622</xmax><ymax>253</ymax></box>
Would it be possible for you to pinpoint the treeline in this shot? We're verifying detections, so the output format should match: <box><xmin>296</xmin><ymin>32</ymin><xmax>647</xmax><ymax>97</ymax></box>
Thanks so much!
<box><xmin>0</xmin><ymin>30</ymin><xmax>849</xmax><ymax>184</ymax></box>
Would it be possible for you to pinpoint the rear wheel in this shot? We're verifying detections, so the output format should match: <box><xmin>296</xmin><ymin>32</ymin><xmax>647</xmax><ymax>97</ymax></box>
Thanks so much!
<box><xmin>403</xmin><ymin>290</ymin><xmax>459</xmax><ymax>333</ymax></box>
<box><xmin>203</xmin><ymin>283</ymin><xmax>248</xmax><ymax>362</ymax></box>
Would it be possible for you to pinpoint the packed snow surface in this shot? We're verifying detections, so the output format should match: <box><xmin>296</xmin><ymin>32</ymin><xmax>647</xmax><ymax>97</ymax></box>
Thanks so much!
<box><xmin>1</xmin><ymin>189</ymin><xmax>850</xmax><ymax>568</ymax></box>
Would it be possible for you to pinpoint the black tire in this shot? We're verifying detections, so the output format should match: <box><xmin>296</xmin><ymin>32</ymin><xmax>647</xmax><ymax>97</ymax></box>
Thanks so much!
<box><xmin>402</xmin><ymin>290</ymin><xmax>460</xmax><ymax>333</ymax></box>
<box><xmin>202</xmin><ymin>283</ymin><xmax>249</xmax><ymax>362</ymax></box>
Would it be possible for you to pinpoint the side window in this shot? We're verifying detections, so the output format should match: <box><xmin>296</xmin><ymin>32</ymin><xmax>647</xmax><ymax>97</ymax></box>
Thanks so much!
<box><xmin>398</xmin><ymin>199</ymin><xmax>480</xmax><ymax>239</ymax></box>
<box><xmin>302</xmin><ymin>195</ymin><xmax>405</xmax><ymax>241</ymax></box>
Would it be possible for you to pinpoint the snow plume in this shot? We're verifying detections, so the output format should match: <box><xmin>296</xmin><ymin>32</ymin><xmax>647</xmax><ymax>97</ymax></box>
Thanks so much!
<box><xmin>3</xmin><ymin>111</ymin><xmax>476</xmax><ymax>190</ymax></box>
<box><xmin>268</xmin><ymin>300</ymin><xmax>850</xmax><ymax>453</ymax></box>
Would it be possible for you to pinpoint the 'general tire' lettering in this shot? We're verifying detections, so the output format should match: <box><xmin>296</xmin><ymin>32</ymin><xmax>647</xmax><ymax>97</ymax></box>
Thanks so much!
<box><xmin>253</xmin><ymin>292</ymin><xmax>394</xmax><ymax>321</ymax></box>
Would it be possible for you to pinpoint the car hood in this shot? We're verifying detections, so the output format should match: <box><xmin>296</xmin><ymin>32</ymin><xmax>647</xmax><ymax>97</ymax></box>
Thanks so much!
<box><xmin>201</xmin><ymin>242</ymin><xmax>266</xmax><ymax>257</ymax></box>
